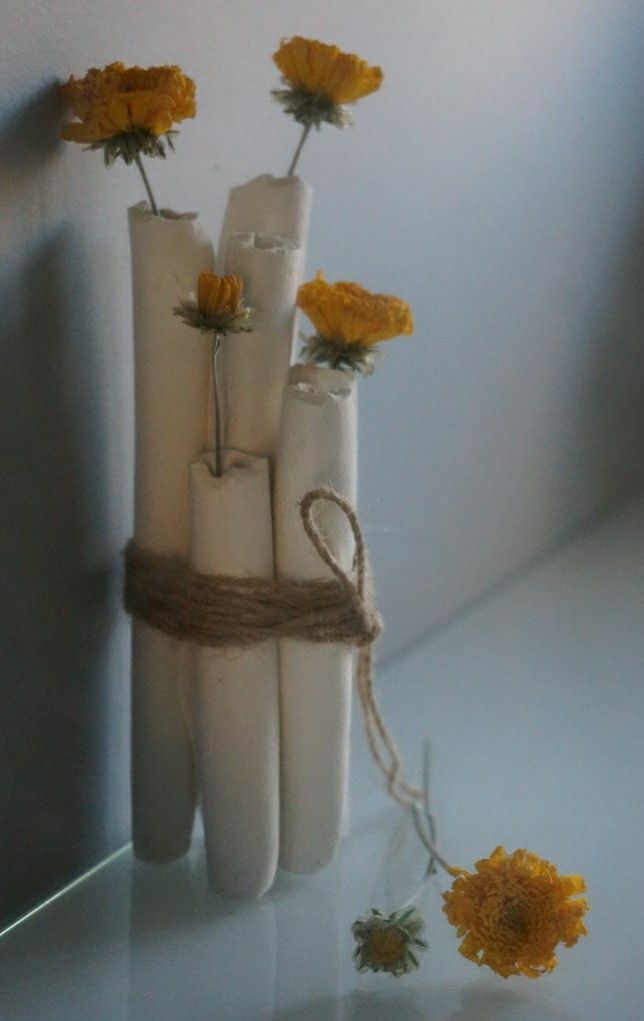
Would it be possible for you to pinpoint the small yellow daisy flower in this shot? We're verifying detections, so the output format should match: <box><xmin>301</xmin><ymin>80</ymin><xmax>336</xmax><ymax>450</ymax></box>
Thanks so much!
<box><xmin>174</xmin><ymin>271</ymin><xmax>254</xmax><ymax>336</ymax></box>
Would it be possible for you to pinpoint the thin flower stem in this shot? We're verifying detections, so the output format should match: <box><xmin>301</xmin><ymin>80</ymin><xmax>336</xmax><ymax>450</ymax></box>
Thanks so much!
<box><xmin>396</xmin><ymin>854</ymin><xmax>439</xmax><ymax>914</ymax></box>
<box><xmin>286</xmin><ymin>123</ymin><xmax>312</xmax><ymax>177</ymax></box>
<box><xmin>389</xmin><ymin>808</ymin><xmax>450</xmax><ymax>915</ymax></box>
<box><xmin>410</xmin><ymin>805</ymin><xmax>451</xmax><ymax>874</ymax></box>
<box><xmin>134</xmin><ymin>154</ymin><xmax>159</xmax><ymax>216</ymax></box>
<box><xmin>212</xmin><ymin>335</ymin><xmax>223</xmax><ymax>477</ymax></box>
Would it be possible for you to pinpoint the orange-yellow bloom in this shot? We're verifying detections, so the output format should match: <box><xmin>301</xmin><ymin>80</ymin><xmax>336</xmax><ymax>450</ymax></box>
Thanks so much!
<box><xmin>197</xmin><ymin>272</ymin><xmax>244</xmax><ymax>318</ymax></box>
<box><xmin>174</xmin><ymin>272</ymin><xmax>253</xmax><ymax>336</ymax></box>
<box><xmin>297</xmin><ymin>272</ymin><xmax>413</xmax><ymax>346</ymax></box>
<box><xmin>274</xmin><ymin>37</ymin><xmax>383</xmax><ymax>106</ymax></box>
<box><xmin>60</xmin><ymin>62</ymin><xmax>196</xmax><ymax>144</ymax></box>
<box><xmin>442</xmin><ymin>846</ymin><xmax>588</xmax><ymax>979</ymax></box>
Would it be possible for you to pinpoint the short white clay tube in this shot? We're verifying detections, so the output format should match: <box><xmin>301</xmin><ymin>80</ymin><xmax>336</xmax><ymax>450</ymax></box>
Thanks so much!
<box><xmin>274</xmin><ymin>364</ymin><xmax>358</xmax><ymax>872</ymax></box>
<box><xmin>129</xmin><ymin>202</ymin><xmax>215</xmax><ymax>862</ymax></box>
<box><xmin>189</xmin><ymin>451</ymin><xmax>280</xmax><ymax>898</ymax></box>
<box><xmin>217</xmin><ymin>174</ymin><xmax>312</xmax><ymax>264</ymax></box>
<box><xmin>222</xmin><ymin>232</ymin><xmax>303</xmax><ymax>461</ymax></box>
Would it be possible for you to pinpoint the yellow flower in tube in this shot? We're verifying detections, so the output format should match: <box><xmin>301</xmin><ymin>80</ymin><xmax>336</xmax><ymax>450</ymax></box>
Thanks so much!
<box><xmin>273</xmin><ymin>37</ymin><xmax>383</xmax><ymax>119</ymax></box>
<box><xmin>273</xmin><ymin>37</ymin><xmax>383</xmax><ymax>174</ymax></box>
<box><xmin>60</xmin><ymin>62</ymin><xmax>196</xmax><ymax>160</ymax></box>
<box><xmin>197</xmin><ymin>273</ymin><xmax>244</xmax><ymax>319</ymax></box>
<box><xmin>297</xmin><ymin>272</ymin><xmax>413</xmax><ymax>373</ymax></box>
<box><xmin>175</xmin><ymin>272</ymin><xmax>254</xmax><ymax>336</ymax></box>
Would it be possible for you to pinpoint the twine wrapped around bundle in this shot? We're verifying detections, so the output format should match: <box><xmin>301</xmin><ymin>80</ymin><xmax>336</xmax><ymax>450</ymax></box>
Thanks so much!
<box><xmin>125</xmin><ymin>487</ymin><xmax>422</xmax><ymax>808</ymax></box>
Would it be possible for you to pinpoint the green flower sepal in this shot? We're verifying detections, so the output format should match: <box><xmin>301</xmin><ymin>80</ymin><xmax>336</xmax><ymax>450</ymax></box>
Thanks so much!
<box><xmin>86</xmin><ymin>129</ymin><xmax>177</xmax><ymax>166</ymax></box>
<box><xmin>174</xmin><ymin>301</ymin><xmax>255</xmax><ymax>336</ymax></box>
<box><xmin>301</xmin><ymin>333</ymin><xmax>378</xmax><ymax>375</ymax></box>
<box><xmin>272</xmin><ymin>87</ymin><xmax>351</xmax><ymax>129</ymax></box>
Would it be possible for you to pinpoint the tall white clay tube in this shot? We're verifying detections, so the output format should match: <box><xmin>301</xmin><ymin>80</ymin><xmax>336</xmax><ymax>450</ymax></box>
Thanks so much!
<box><xmin>274</xmin><ymin>364</ymin><xmax>358</xmax><ymax>872</ymax></box>
<box><xmin>222</xmin><ymin>232</ymin><xmax>303</xmax><ymax>461</ymax></box>
<box><xmin>129</xmin><ymin>202</ymin><xmax>215</xmax><ymax>862</ymax></box>
<box><xmin>190</xmin><ymin>451</ymin><xmax>280</xmax><ymax>898</ymax></box>
<box><xmin>218</xmin><ymin>174</ymin><xmax>312</xmax><ymax>264</ymax></box>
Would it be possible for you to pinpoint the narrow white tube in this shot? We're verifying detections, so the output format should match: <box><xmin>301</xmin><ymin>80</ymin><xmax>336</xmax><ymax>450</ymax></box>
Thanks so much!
<box><xmin>222</xmin><ymin>232</ymin><xmax>303</xmax><ymax>462</ymax></box>
<box><xmin>274</xmin><ymin>364</ymin><xmax>358</xmax><ymax>872</ymax></box>
<box><xmin>129</xmin><ymin>202</ymin><xmax>215</xmax><ymax>862</ymax></box>
<box><xmin>189</xmin><ymin>451</ymin><xmax>280</xmax><ymax>898</ymax></box>
<box><xmin>218</xmin><ymin>173</ymin><xmax>312</xmax><ymax>264</ymax></box>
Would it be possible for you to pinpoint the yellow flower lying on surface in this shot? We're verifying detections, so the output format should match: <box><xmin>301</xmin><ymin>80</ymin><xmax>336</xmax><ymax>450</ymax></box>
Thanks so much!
<box><xmin>60</xmin><ymin>62</ymin><xmax>195</xmax><ymax>151</ymax></box>
<box><xmin>442</xmin><ymin>846</ymin><xmax>588</xmax><ymax>979</ymax></box>
<box><xmin>297</xmin><ymin>272</ymin><xmax>413</xmax><ymax>373</ymax></box>
<box><xmin>352</xmin><ymin>907</ymin><xmax>427</xmax><ymax>978</ymax></box>
<box><xmin>174</xmin><ymin>271</ymin><xmax>254</xmax><ymax>336</ymax></box>
<box><xmin>273</xmin><ymin>36</ymin><xmax>383</xmax><ymax>120</ymax></box>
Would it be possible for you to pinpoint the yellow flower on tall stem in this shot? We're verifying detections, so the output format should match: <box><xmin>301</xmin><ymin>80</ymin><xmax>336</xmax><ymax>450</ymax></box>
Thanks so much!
<box><xmin>297</xmin><ymin>272</ymin><xmax>413</xmax><ymax>373</ymax></box>
<box><xmin>60</xmin><ymin>62</ymin><xmax>196</xmax><ymax>215</ymax></box>
<box><xmin>442</xmin><ymin>846</ymin><xmax>588</xmax><ymax>978</ymax></box>
<box><xmin>174</xmin><ymin>271</ymin><xmax>254</xmax><ymax>477</ymax></box>
<box><xmin>272</xmin><ymin>37</ymin><xmax>383</xmax><ymax>175</ymax></box>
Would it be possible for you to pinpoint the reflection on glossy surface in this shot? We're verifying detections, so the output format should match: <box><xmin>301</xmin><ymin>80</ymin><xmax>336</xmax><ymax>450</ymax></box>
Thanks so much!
<box><xmin>128</xmin><ymin>846</ymin><xmax>277</xmax><ymax>1021</ymax></box>
<box><xmin>271</xmin><ymin>984</ymin><xmax>577</xmax><ymax>1021</ymax></box>
<box><xmin>274</xmin><ymin>868</ymin><xmax>343</xmax><ymax>1020</ymax></box>
<box><xmin>1</xmin><ymin>498</ymin><xmax>643</xmax><ymax>1019</ymax></box>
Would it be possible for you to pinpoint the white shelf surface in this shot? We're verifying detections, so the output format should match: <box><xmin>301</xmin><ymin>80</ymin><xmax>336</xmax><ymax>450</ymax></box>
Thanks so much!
<box><xmin>2</xmin><ymin>496</ymin><xmax>643</xmax><ymax>1021</ymax></box>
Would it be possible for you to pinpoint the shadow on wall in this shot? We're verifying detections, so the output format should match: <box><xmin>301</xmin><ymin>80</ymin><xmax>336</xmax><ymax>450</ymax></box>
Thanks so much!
<box><xmin>0</xmin><ymin>84</ymin><xmax>117</xmax><ymax>929</ymax></box>
<box><xmin>582</xmin><ymin>182</ymin><xmax>644</xmax><ymax>507</ymax></box>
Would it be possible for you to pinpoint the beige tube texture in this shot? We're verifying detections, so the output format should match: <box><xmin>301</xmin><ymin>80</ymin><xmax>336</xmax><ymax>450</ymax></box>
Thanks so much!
<box><xmin>218</xmin><ymin>174</ymin><xmax>312</xmax><ymax>264</ymax></box>
<box><xmin>273</xmin><ymin>364</ymin><xmax>358</xmax><ymax>872</ymax></box>
<box><xmin>129</xmin><ymin>202</ymin><xmax>215</xmax><ymax>862</ymax></box>
<box><xmin>189</xmin><ymin>451</ymin><xmax>280</xmax><ymax>898</ymax></box>
<box><xmin>222</xmin><ymin>232</ymin><xmax>303</xmax><ymax>462</ymax></box>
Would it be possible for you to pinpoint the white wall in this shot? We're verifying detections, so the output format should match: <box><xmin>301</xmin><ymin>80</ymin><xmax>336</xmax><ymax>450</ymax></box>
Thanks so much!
<box><xmin>2</xmin><ymin>0</ymin><xmax>644</xmax><ymax>921</ymax></box>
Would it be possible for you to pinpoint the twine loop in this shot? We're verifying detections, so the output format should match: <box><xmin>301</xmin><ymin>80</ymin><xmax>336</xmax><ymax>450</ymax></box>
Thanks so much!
<box><xmin>299</xmin><ymin>487</ymin><xmax>379</xmax><ymax>645</ymax></box>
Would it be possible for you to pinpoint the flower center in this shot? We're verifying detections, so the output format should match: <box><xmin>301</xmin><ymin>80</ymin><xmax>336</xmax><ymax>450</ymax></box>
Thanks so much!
<box><xmin>365</xmin><ymin>927</ymin><xmax>407</xmax><ymax>966</ymax></box>
<box><xmin>500</xmin><ymin>897</ymin><xmax>530</xmax><ymax>935</ymax></box>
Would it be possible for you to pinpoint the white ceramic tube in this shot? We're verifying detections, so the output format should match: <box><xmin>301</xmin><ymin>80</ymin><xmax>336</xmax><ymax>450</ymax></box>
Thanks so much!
<box><xmin>129</xmin><ymin>202</ymin><xmax>215</xmax><ymax>862</ymax></box>
<box><xmin>274</xmin><ymin>364</ymin><xmax>358</xmax><ymax>872</ymax></box>
<box><xmin>222</xmin><ymin>232</ymin><xmax>303</xmax><ymax>462</ymax></box>
<box><xmin>189</xmin><ymin>451</ymin><xmax>280</xmax><ymax>898</ymax></box>
<box><xmin>217</xmin><ymin>173</ymin><xmax>312</xmax><ymax>264</ymax></box>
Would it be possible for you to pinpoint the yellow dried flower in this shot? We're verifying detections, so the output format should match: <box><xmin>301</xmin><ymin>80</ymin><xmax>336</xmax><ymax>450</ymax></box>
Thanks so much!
<box><xmin>174</xmin><ymin>272</ymin><xmax>254</xmax><ymax>336</ymax></box>
<box><xmin>273</xmin><ymin>37</ymin><xmax>383</xmax><ymax>128</ymax></box>
<box><xmin>297</xmin><ymin>272</ymin><xmax>413</xmax><ymax>373</ymax></box>
<box><xmin>352</xmin><ymin>907</ymin><xmax>427</xmax><ymax>978</ymax></box>
<box><xmin>60</xmin><ymin>62</ymin><xmax>196</xmax><ymax>161</ymax></box>
<box><xmin>442</xmin><ymin>846</ymin><xmax>588</xmax><ymax>979</ymax></box>
<box><xmin>197</xmin><ymin>272</ymin><xmax>244</xmax><ymax>318</ymax></box>
<box><xmin>274</xmin><ymin>36</ymin><xmax>383</xmax><ymax>105</ymax></box>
